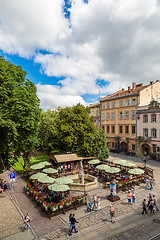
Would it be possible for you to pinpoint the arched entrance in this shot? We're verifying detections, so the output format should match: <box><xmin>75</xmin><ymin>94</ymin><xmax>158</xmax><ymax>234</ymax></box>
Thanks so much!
<box><xmin>120</xmin><ymin>141</ymin><xmax>127</xmax><ymax>153</ymax></box>
<box><xmin>141</xmin><ymin>143</ymin><xmax>151</xmax><ymax>156</ymax></box>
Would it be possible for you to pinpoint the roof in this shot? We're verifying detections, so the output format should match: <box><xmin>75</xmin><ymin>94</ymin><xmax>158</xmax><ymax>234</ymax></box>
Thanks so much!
<box><xmin>50</xmin><ymin>153</ymin><xmax>95</xmax><ymax>163</ymax></box>
<box><xmin>101</xmin><ymin>84</ymin><xmax>150</xmax><ymax>102</ymax></box>
<box><xmin>89</xmin><ymin>102</ymin><xmax>100</xmax><ymax>108</ymax></box>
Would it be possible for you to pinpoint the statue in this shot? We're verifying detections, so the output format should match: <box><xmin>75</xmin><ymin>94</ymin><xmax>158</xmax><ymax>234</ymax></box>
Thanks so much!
<box><xmin>78</xmin><ymin>160</ymin><xmax>84</xmax><ymax>184</ymax></box>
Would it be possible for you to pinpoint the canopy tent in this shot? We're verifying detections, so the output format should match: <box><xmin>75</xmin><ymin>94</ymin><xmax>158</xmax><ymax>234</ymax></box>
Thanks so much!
<box><xmin>48</xmin><ymin>183</ymin><xmax>70</xmax><ymax>192</ymax></box>
<box><xmin>43</xmin><ymin>168</ymin><xmax>58</xmax><ymax>174</ymax></box>
<box><xmin>54</xmin><ymin>177</ymin><xmax>73</xmax><ymax>185</ymax></box>
<box><xmin>128</xmin><ymin>168</ymin><xmax>144</xmax><ymax>175</ymax></box>
<box><xmin>88</xmin><ymin>159</ymin><xmax>100</xmax><ymax>165</ymax></box>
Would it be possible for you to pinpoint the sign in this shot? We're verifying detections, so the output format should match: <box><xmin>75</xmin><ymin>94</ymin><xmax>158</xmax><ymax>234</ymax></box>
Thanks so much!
<box><xmin>10</xmin><ymin>173</ymin><xmax>16</xmax><ymax>182</ymax></box>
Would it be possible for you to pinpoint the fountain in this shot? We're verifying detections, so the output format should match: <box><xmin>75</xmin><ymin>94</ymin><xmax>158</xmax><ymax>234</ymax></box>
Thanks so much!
<box><xmin>69</xmin><ymin>160</ymin><xmax>98</xmax><ymax>191</ymax></box>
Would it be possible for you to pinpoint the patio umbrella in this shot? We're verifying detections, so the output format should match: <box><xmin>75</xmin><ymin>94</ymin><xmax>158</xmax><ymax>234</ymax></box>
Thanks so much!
<box><xmin>54</xmin><ymin>177</ymin><xmax>73</xmax><ymax>185</ymax></box>
<box><xmin>128</xmin><ymin>168</ymin><xmax>144</xmax><ymax>175</ymax></box>
<box><xmin>120</xmin><ymin>162</ymin><xmax>136</xmax><ymax>167</ymax></box>
<box><xmin>30</xmin><ymin>173</ymin><xmax>47</xmax><ymax>180</ymax></box>
<box><xmin>113</xmin><ymin>159</ymin><xmax>127</xmax><ymax>165</ymax></box>
<box><xmin>48</xmin><ymin>184</ymin><xmax>70</xmax><ymax>192</ymax></box>
<box><xmin>38</xmin><ymin>176</ymin><xmax>55</xmax><ymax>184</ymax></box>
<box><xmin>30</xmin><ymin>163</ymin><xmax>46</xmax><ymax>170</ymax></box>
<box><xmin>41</xmin><ymin>161</ymin><xmax>52</xmax><ymax>166</ymax></box>
<box><xmin>96</xmin><ymin>164</ymin><xmax>110</xmax><ymax>170</ymax></box>
<box><xmin>43</xmin><ymin>168</ymin><xmax>58</xmax><ymax>174</ymax></box>
<box><xmin>105</xmin><ymin>167</ymin><xmax>121</xmax><ymax>174</ymax></box>
<box><xmin>88</xmin><ymin>159</ymin><xmax>100</xmax><ymax>165</ymax></box>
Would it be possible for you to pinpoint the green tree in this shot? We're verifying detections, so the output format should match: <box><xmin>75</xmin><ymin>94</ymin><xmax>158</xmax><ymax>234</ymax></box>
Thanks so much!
<box><xmin>0</xmin><ymin>56</ymin><xmax>40</xmax><ymax>169</ymax></box>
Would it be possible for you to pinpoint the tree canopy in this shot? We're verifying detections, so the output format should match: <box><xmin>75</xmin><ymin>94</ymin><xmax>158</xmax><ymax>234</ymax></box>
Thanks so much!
<box><xmin>39</xmin><ymin>104</ymin><xmax>110</xmax><ymax>160</ymax></box>
<box><xmin>0</xmin><ymin>56</ymin><xmax>40</xmax><ymax>169</ymax></box>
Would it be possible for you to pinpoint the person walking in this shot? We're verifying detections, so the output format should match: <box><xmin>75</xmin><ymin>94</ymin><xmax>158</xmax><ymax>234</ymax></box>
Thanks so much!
<box><xmin>127</xmin><ymin>192</ymin><xmax>132</xmax><ymax>205</ymax></box>
<box><xmin>24</xmin><ymin>213</ymin><xmax>31</xmax><ymax>231</ymax></box>
<box><xmin>142</xmin><ymin>199</ymin><xmax>147</xmax><ymax>214</ymax></box>
<box><xmin>109</xmin><ymin>205</ymin><xmax>115</xmax><ymax>223</ymax></box>
<box><xmin>97</xmin><ymin>196</ymin><xmax>101</xmax><ymax>210</ymax></box>
<box><xmin>69</xmin><ymin>214</ymin><xmax>78</xmax><ymax>236</ymax></box>
<box><xmin>69</xmin><ymin>214</ymin><xmax>72</xmax><ymax>233</ymax></box>
<box><xmin>145</xmin><ymin>178</ymin><xmax>149</xmax><ymax>189</ymax></box>
<box><xmin>153</xmin><ymin>195</ymin><xmax>159</xmax><ymax>211</ymax></box>
<box><xmin>150</xmin><ymin>178</ymin><xmax>153</xmax><ymax>190</ymax></box>
<box><xmin>147</xmin><ymin>193</ymin><xmax>153</xmax><ymax>207</ymax></box>
<box><xmin>131</xmin><ymin>191</ymin><xmax>136</xmax><ymax>205</ymax></box>
<box><xmin>93</xmin><ymin>195</ymin><xmax>96</xmax><ymax>210</ymax></box>
<box><xmin>148</xmin><ymin>199</ymin><xmax>154</xmax><ymax>213</ymax></box>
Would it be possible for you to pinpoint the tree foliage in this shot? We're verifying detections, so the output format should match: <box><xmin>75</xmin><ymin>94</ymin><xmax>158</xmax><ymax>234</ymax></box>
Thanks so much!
<box><xmin>39</xmin><ymin>104</ymin><xmax>110</xmax><ymax>160</ymax></box>
<box><xmin>0</xmin><ymin>56</ymin><xmax>40</xmax><ymax>169</ymax></box>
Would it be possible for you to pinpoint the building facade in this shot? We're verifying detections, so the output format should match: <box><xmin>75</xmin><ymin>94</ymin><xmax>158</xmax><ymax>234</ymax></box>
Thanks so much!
<box><xmin>136</xmin><ymin>99</ymin><xmax>160</xmax><ymax>159</ymax></box>
<box><xmin>89</xmin><ymin>102</ymin><xmax>100</xmax><ymax>128</ymax></box>
<box><xmin>100</xmin><ymin>80</ymin><xmax>160</xmax><ymax>156</ymax></box>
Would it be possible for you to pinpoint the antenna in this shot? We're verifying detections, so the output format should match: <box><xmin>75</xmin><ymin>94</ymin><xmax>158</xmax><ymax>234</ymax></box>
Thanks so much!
<box><xmin>98</xmin><ymin>76</ymin><xmax>101</xmax><ymax>102</ymax></box>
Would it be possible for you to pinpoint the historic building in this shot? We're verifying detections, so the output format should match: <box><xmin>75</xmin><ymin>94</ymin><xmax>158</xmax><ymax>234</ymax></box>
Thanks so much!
<box><xmin>100</xmin><ymin>80</ymin><xmax>160</xmax><ymax>155</ymax></box>
<box><xmin>136</xmin><ymin>99</ymin><xmax>160</xmax><ymax>159</ymax></box>
<box><xmin>89</xmin><ymin>102</ymin><xmax>100</xmax><ymax>128</ymax></box>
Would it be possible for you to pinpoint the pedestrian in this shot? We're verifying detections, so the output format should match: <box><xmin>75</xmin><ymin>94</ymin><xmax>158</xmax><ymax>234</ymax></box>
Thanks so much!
<box><xmin>142</xmin><ymin>199</ymin><xmax>147</xmax><ymax>214</ymax></box>
<box><xmin>68</xmin><ymin>164</ymin><xmax>71</xmax><ymax>172</ymax></box>
<box><xmin>150</xmin><ymin>178</ymin><xmax>153</xmax><ymax>190</ymax></box>
<box><xmin>93</xmin><ymin>195</ymin><xmax>96</xmax><ymax>210</ymax></box>
<box><xmin>109</xmin><ymin>205</ymin><xmax>115</xmax><ymax>223</ymax></box>
<box><xmin>131</xmin><ymin>191</ymin><xmax>136</xmax><ymax>205</ymax></box>
<box><xmin>97</xmin><ymin>196</ymin><xmax>101</xmax><ymax>210</ymax></box>
<box><xmin>61</xmin><ymin>165</ymin><xmax>63</xmax><ymax>173</ymax></box>
<box><xmin>127</xmin><ymin>192</ymin><xmax>132</xmax><ymax>205</ymax></box>
<box><xmin>24</xmin><ymin>213</ymin><xmax>31</xmax><ymax>231</ymax></box>
<box><xmin>145</xmin><ymin>178</ymin><xmax>149</xmax><ymax>189</ymax></box>
<box><xmin>69</xmin><ymin>213</ymin><xmax>72</xmax><ymax>233</ymax></box>
<box><xmin>64</xmin><ymin>164</ymin><xmax>67</xmax><ymax>173</ymax></box>
<box><xmin>87</xmin><ymin>201</ymin><xmax>93</xmax><ymax>212</ymax></box>
<box><xmin>69</xmin><ymin>214</ymin><xmax>78</xmax><ymax>236</ymax></box>
<box><xmin>147</xmin><ymin>193</ymin><xmax>153</xmax><ymax>207</ymax></box>
<box><xmin>148</xmin><ymin>199</ymin><xmax>154</xmax><ymax>213</ymax></box>
<box><xmin>153</xmin><ymin>195</ymin><xmax>159</xmax><ymax>211</ymax></box>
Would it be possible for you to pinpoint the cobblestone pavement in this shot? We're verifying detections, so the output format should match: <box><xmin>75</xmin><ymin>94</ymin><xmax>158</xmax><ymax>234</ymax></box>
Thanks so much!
<box><xmin>1</xmin><ymin>153</ymin><xmax>160</xmax><ymax>240</ymax></box>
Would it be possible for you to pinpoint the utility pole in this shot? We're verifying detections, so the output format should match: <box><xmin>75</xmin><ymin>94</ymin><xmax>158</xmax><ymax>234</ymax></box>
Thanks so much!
<box><xmin>98</xmin><ymin>76</ymin><xmax>101</xmax><ymax>129</ymax></box>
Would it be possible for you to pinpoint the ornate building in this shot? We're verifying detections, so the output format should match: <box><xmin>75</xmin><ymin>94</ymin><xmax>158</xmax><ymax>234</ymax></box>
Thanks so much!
<box><xmin>100</xmin><ymin>80</ymin><xmax>160</xmax><ymax>155</ymax></box>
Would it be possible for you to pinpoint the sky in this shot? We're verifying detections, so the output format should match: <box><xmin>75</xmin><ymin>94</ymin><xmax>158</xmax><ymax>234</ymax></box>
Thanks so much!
<box><xmin>0</xmin><ymin>0</ymin><xmax>160</xmax><ymax>110</ymax></box>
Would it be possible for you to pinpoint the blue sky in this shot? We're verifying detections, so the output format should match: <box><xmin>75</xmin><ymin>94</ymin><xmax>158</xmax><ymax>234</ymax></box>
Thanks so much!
<box><xmin>0</xmin><ymin>0</ymin><xmax>160</xmax><ymax>109</ymax></box>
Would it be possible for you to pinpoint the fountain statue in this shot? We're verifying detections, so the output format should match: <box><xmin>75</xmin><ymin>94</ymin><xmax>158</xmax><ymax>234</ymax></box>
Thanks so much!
<box><xmin>78</xmin><ymin>159</ymin><xmax>84</xmax><ymax>184</ymax></box>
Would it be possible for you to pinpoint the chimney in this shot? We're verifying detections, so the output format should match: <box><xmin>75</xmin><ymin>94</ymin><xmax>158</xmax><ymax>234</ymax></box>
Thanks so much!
<box><xmin>156</xmin><ymin>80</ymin><xmax>159</xmax><ymax>83</ymax></box>
<box><xmin>132</xmin><ymin>82</ymin><xmax>136</xmax><ymax>90</ymax></box>
<box><xmin>136</xmin><ymin>83</ymin><xmax>143</xmax><ymax>87</ymax></box>
<box><xmin>150</xmin><ymin>81</ymin><xmax>153</xmax><ymax>85</ymax></box>
<box><xmin>128</xmin><ymin>86</ymin><xmax>131</xmax><ymax>92</ymax></box>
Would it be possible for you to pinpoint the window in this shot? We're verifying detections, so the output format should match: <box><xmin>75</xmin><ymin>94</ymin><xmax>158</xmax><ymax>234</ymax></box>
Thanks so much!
<box><xmin>107</xmin><ymin>125</ymin><xmax>110</xmax><ymax>133</ymax></box>
<box><xmin>132</xmin><ymin>144</ymin><xmax>135</xmax><ymax>151</ymax></box>
<box><xmin>125</xmin><ymin>100</ymin><xmax>129</xmax><ymax>106</ymax></box>
<box><xmin>132</xmin><ymin>99</ymin><xmax>136</xmax><ymax>105</ymax></box>
<box><xmin>107</xmin><ymin>103</ymin><xmax>110</xmax><ymax>109</ymax></box>
<box><xmin>152</xmin><ymin>144</ymin><xmax>157</xmax><ymax>153</ymax></box>
<box><xmin>96</xmin><ymin>119</ymin><xmax>99</xmax><ymax>125</ymax></box>
<box><xmin>151</xmin><ymin>114</ymin><xmax>156</xmax><ymax>123</ymax></box>
<box><xmin>106</xmin><ymin>113</ymin><xmax>109</xmax><ymax>120</ymax></box>
<box><xmin>91</xmin><ymin>110</ymin><xmax>94</xmax><ymax>116</ymax></box>
<box><xmin>112</xmin><ymin>125</ymin><xmax>115</xmax><ymax>133</ymax></box>
<box><xmin>112</xmin><ymin>102</ymin><xmax>115</xmax><ymax>108</ymax></box>
<box><xmin>143</xmin><ymin>128</ymin><xmax>148</xmax><ymax>138</ymax></box>
<box><xmin>125</xmin><ymin>125</ymin><xmax>129</xmax><ymax>133</ymax></box>
<box><xmin>151</xmin><ymin>128</ymin><xmax>157</xmax><ymax>138</ymax></box>
<box><xmin>102</xmin><ymin>104</ymin><xmax>105</xmax><ymax>109</ymax></box>
<box><xmin>143</xmin><ymin>114</ymin><xmax>148</xmax><ymax>123</ymax></box>
<box><xmin>96</xmin><ymin>110</ymin><xmax>99</xmax><ymax>116</ymax></box>
<box><xmin>112</xmin><ymin>142</ymin><xmax>115</xmax><ymax>148</ymax></box>
<box><xmin>119</xmin><ymin>112</ymin><xmax>123</xmax><ymax>119</ymax></box>
<box><xmin>132</xmin><ymin>126</ymin><xmax>136</xmax><ymax>134</ymax></box>
<box><xmin>111</xmin><ymin>112</ymin><xmax>115</xmax><ymax>120</ymax></box>
<box><xmin>102</xmin><ymin>113</ymin><xmax>105</xmax><ymax>120</ymax></box>
<box><xmin>125</xmin><ymin>111</ymin><xmax>129</xmax><ymax>119</ymax></box>
<box><xmin>157</xmin><ymin>147</ymin><xmax>160</xmax><ymax>152</ymax></box>
<box><xmin>132</xmin><ymin>111</ymin><xmax>136</xmax><ymax>119</ymax></box>
<box><xmin>119</xmin><ymin>126</ymin><xmax>123</xmax><ymax>133</ymax></box>
<box><xmin>102</xmin><ymin>125</ymin><xmax>105</xmax><ymax>131</ymax></box>
<box><xmin>119</xmin><ymin>101</ymin><xmax>123</xmax><ymax>107</ymax></box>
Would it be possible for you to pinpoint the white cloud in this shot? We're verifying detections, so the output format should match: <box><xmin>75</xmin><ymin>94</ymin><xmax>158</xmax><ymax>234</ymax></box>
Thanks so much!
<box><xmin>1</xmin><ymin>0</ymin><xmax>160</xmax><ymax>108</ymax></box>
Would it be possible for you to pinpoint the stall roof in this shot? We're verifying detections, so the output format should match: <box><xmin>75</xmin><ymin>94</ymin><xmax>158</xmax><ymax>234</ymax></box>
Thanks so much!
<box><xmin>50</xmin><ymin>153</ymin><xmax>95</xmax><ymax>163</ymax></box>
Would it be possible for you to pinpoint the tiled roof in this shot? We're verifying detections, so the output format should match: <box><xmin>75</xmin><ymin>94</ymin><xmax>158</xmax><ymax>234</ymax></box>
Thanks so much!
<box><xmin>89</xmin><ymin>102</ymin><xmax>100</xmax><ymax>108</ymax></box>
<box><xmin>101</xmin><ymin>84</ymin><xmax>150</xmax><ymax>101</ymax></box>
